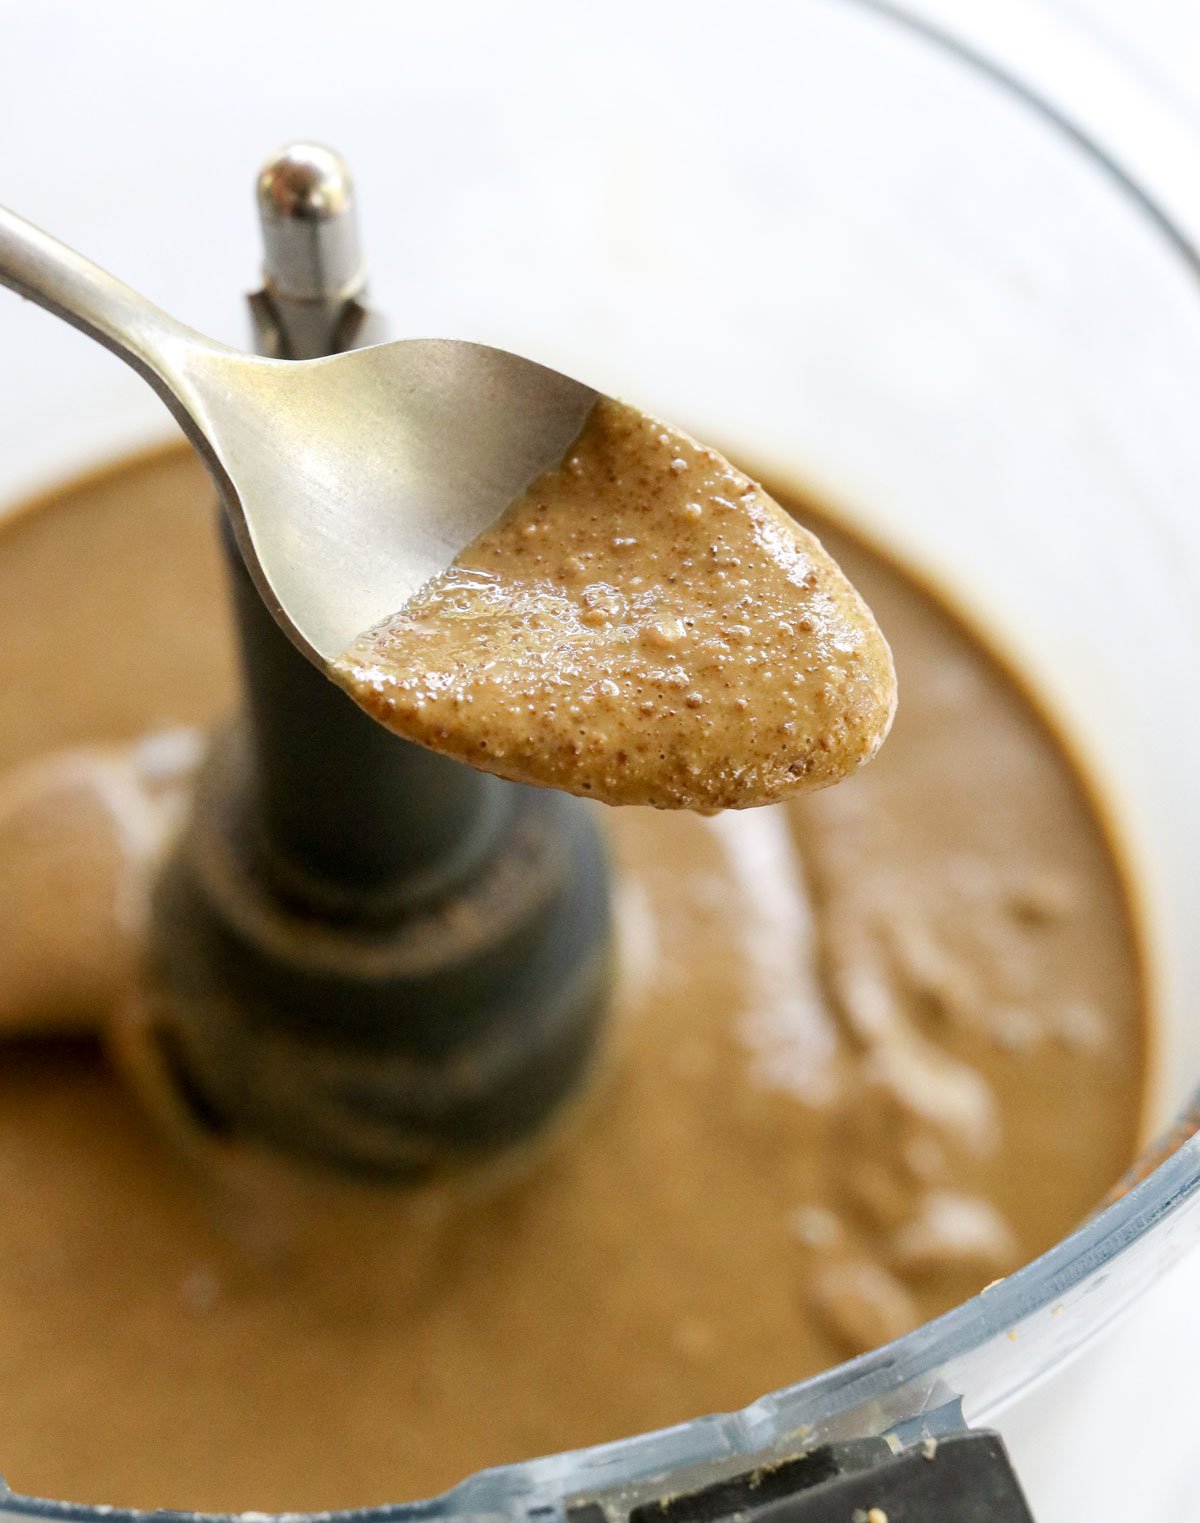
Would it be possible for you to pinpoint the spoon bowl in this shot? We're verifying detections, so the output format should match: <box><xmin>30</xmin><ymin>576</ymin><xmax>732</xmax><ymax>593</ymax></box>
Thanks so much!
<box><xmin>175</xmin><ymin>338</ymin><xmax>597</xmax><ymax>660</ymax></box>
<box><xmin>0</xmin><ymin>206</ymin><xmax>597</xmax><ymax>662</ymax></box>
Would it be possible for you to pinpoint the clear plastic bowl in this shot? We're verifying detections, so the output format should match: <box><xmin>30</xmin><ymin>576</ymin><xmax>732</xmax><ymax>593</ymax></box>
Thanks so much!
<box><xmin>2</xmin><ymin>2</ymin><xmax>1200</xmax><ymax>1520</ymax></box>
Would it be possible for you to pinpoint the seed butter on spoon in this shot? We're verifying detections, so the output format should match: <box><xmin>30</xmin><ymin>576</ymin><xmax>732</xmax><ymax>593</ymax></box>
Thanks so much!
<box><xmin>333</xmin><ymin>399</ymin><xmax>897</xmax><ymax>811</ymax></box>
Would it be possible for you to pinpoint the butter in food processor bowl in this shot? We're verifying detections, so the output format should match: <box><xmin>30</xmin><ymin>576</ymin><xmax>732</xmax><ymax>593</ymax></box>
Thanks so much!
<box><xmin>1</xmin><ymin>2</ymin><xmax>1200</xmax><ymax>1521</ymax></box>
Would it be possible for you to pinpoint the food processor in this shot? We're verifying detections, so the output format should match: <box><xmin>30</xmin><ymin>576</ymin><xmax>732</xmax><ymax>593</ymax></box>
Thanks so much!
<box><xmin>2</xmin><ymin>1</ymin><xmax>1200</xmax><ymax>1519</ymax></box>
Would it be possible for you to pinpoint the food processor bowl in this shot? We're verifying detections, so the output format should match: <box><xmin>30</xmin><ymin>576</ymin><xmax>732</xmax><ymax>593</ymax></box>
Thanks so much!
<box><xmin>2</xmin><ymin>1</ymin><xmax>1200</xmax><ymax>1519</ymax></box>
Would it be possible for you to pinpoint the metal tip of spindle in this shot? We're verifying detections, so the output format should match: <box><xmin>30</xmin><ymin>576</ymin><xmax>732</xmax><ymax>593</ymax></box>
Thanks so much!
<box><xmin>258</xmin><ymin>142</ymin><xmax>353</xmax><ymax>224</ymax></box>
<box><xmin>256</xmin><ymin>141</ymin><xmax>364</xmax><ymax>305</ymax></box>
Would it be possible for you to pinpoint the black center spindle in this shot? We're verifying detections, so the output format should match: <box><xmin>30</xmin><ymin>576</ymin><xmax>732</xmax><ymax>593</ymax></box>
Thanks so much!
<box><xmin>139</xmin><ymin>144</ymin><xmax>614</xmax><ymax>1178</ymax></box>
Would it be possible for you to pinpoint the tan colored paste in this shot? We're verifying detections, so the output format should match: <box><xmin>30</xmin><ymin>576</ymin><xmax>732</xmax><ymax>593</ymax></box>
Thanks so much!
<box><xmin>0</xmin><ymin>446</ymin><xmax>1144</xmax><ymax>1513</ymax></box>
<box><xmin>334</xmin><ymin>400</ymin><xmax>896</xmax><ymax>810</ymax></box>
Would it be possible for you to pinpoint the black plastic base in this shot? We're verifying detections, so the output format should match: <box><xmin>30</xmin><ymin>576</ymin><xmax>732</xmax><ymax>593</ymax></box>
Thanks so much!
<box><xmin>570</xmin><ymin>1432</ymin><xmax>1033</xmax><ymax>1523</ymax></box>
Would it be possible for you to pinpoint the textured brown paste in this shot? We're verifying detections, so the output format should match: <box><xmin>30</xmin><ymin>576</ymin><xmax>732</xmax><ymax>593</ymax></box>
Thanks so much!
<box><xmin>333</xmin><ymin>400</ymin><xmax>896</xmax><ymax>809</ymax></box>
<box><xmin>0</xmin><ymin>446</ymin><xmax>1144</xmax><ymax>1513</ymax></box>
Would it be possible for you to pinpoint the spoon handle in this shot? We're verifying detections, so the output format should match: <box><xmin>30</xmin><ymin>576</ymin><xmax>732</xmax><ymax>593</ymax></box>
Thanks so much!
<box><xmin>0</xmin><ymin>204</ymin><xmax>228</xmax><ymax>394</ymax></box>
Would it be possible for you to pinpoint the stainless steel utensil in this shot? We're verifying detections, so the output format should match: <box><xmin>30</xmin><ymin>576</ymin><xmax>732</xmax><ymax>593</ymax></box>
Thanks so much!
<box><xmin>0</xmin><ymin>204</ymin><xmax>597</xmax><ymax>663</ymax></box>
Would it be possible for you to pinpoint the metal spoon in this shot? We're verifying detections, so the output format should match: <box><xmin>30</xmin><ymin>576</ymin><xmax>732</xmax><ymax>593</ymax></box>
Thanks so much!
<box><xmin>0</xmin><ymin>204</ymin><xmax>597</xmax><ymax>663</ymax></box>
